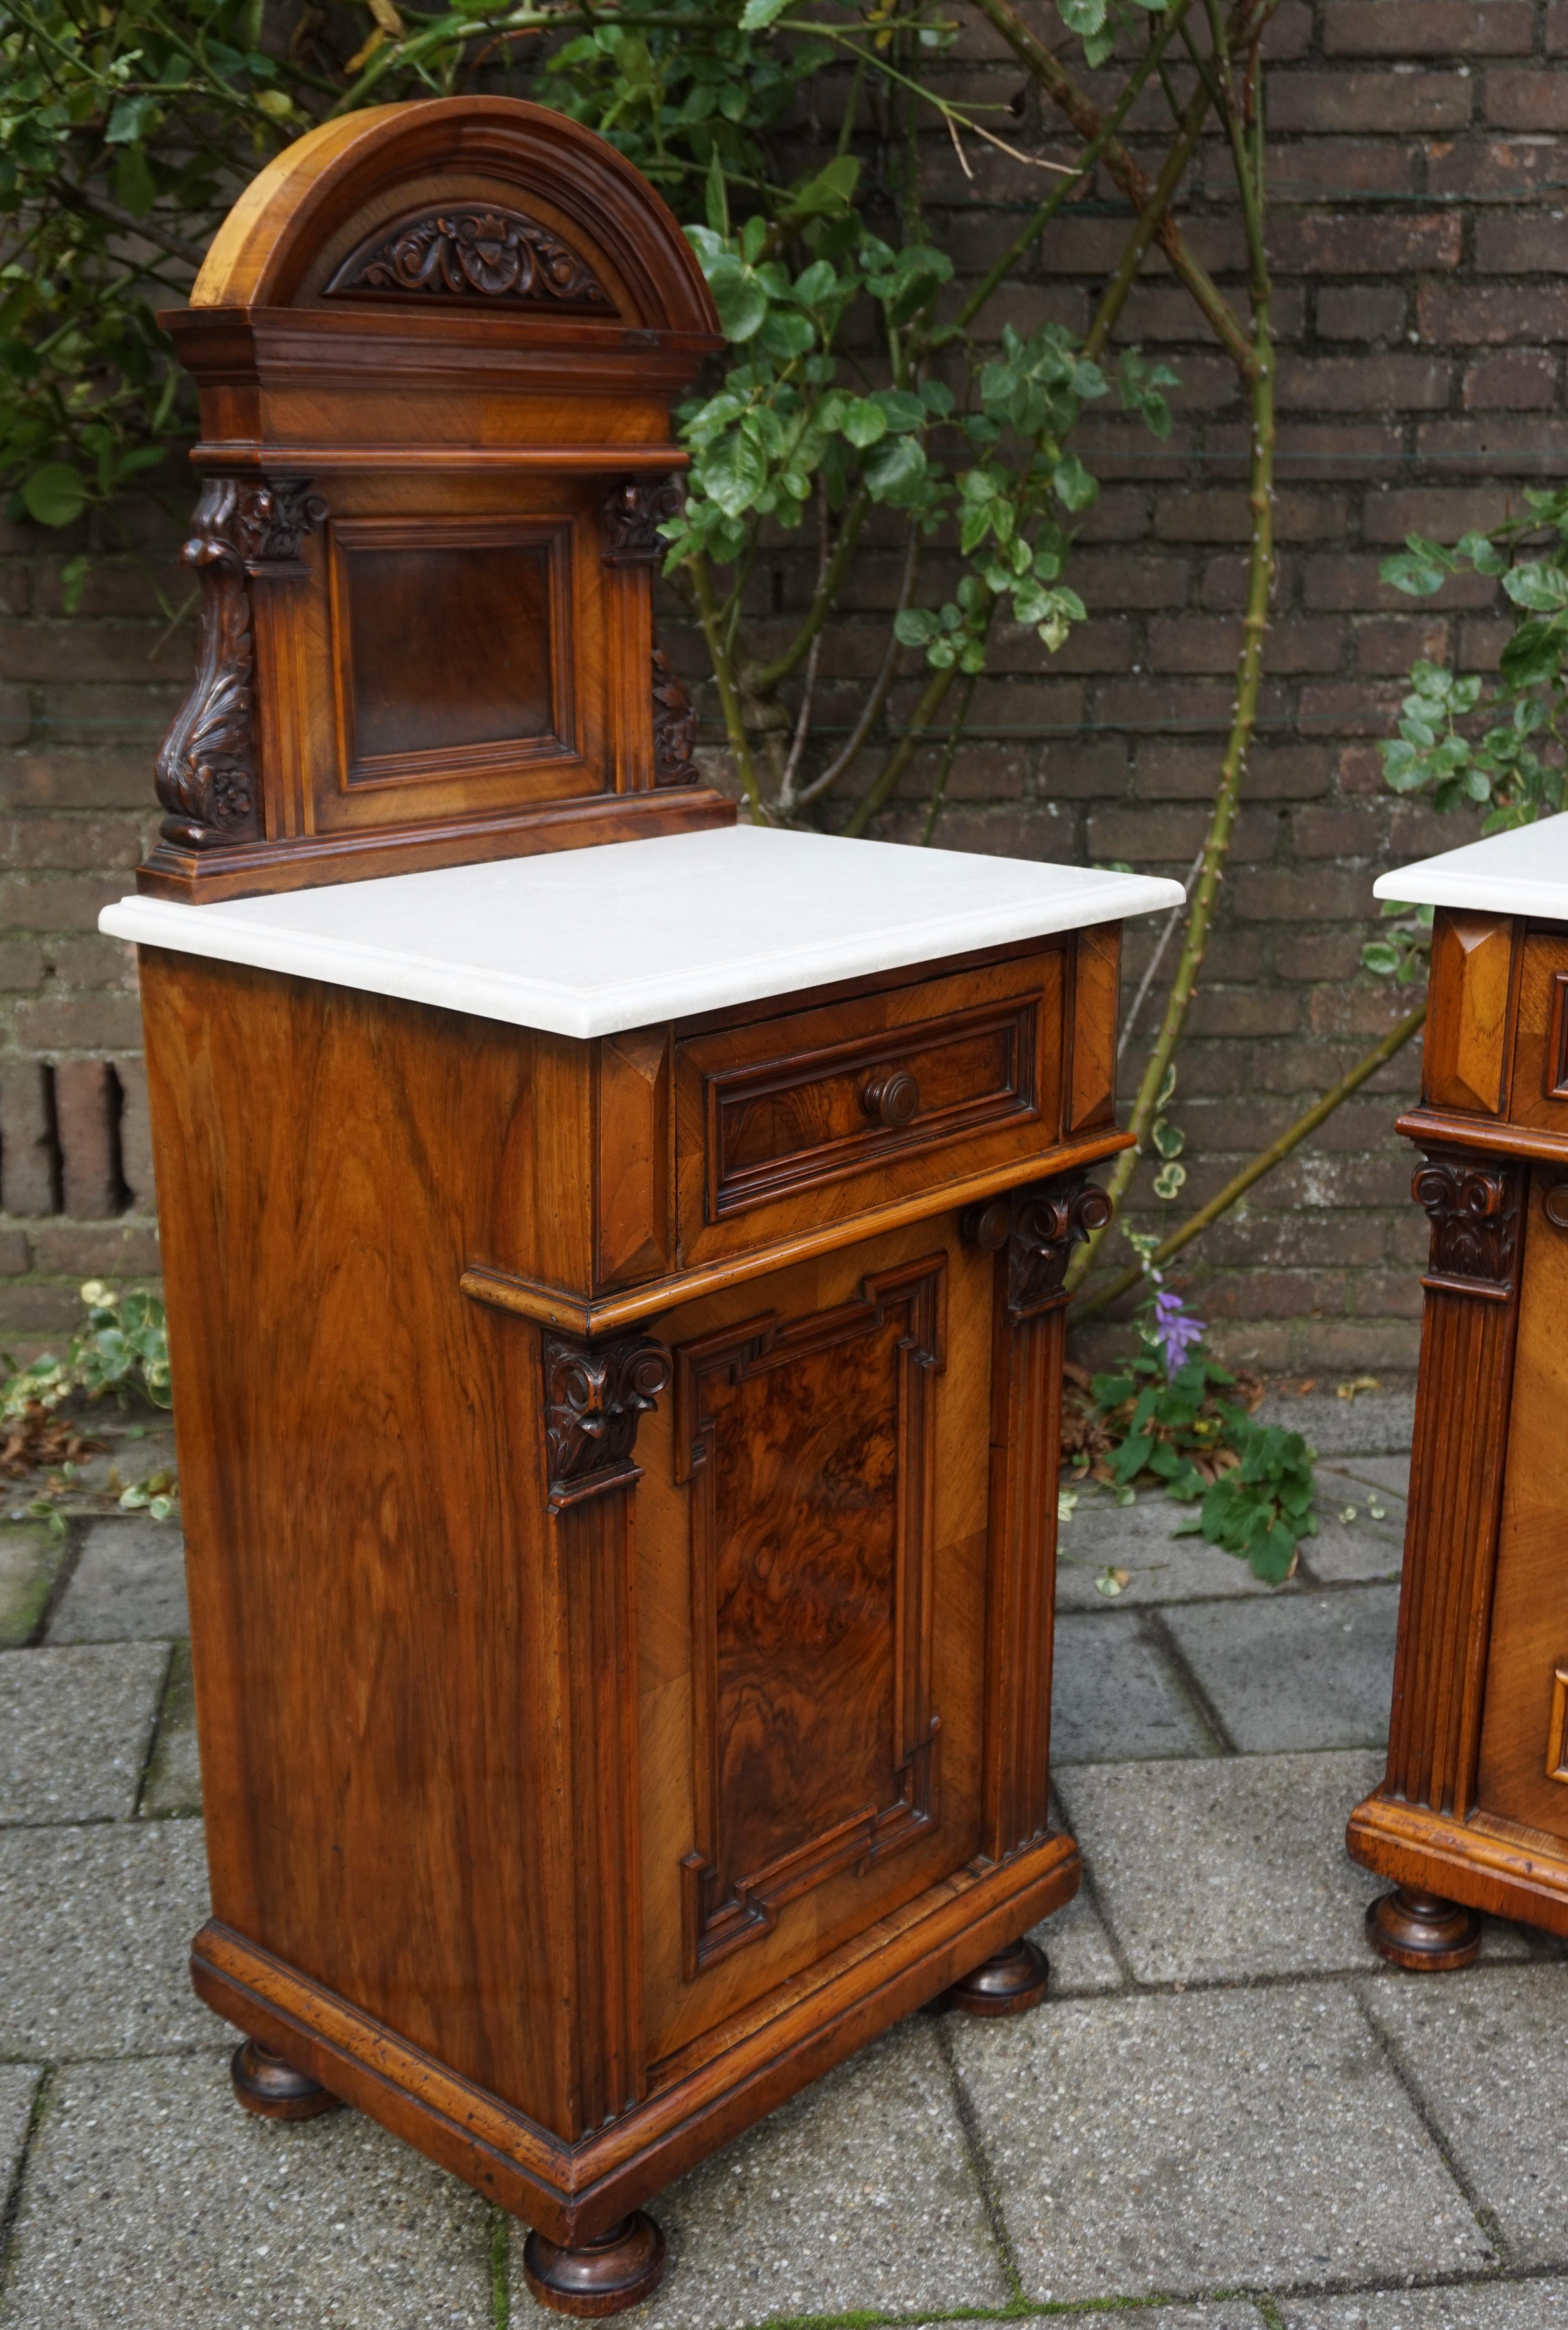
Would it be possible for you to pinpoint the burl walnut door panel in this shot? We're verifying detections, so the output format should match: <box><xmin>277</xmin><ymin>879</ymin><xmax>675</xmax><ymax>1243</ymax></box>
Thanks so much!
<box><xmin>634</xmin><ymin>1216</ymin><xmax>993</xmax><ymax>2068</ymax></box>
<box><xmin>1477</xmin><ymin>1169</ymin><xmax>1568</xmax><ymax>1840</ymax></box>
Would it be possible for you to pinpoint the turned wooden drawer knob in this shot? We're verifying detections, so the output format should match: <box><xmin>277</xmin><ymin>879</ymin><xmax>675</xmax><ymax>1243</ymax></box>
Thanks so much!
<box><xmin>861</xmin><ymin>1066</ymin><xmax>921</xmax><ymax>1128</ymax></box>
<box><xmin>1547</xmin><ymin>1179</ymin><xmax>1568</xmax><ymax>1230</ymax></box>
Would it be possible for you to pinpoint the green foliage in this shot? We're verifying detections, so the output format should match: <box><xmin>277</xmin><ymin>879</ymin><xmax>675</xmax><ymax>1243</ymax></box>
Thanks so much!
<box><xmin>1379</xmin><ymin>488</ymin><xmax>1568</xmax><ymax>834</ymax></box>
<box><xmin>1088</xmin><ymin>1348</ymin><xmax>1248</xmax><ymax>1502</ymax></box>
<box><xmin>1074</xmin><ymin>1265</ymin><xmax>1318</xmax><ymax>1583</ymax></box>
<box><xmin>1</xmin><ymin>1280</ymin><xmax>172</xmax><ymax>1419</ymax></box>
<box><xmin>1175</xmin><ymin>1421</ymin><xmax>1316</xmax><ymax>1585</ymax></box>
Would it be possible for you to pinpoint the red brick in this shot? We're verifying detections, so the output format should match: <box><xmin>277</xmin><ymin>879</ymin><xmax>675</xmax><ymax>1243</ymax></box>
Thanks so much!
<box><xmin>1232</xmin><ymin>869</ymin><xmax>1379</xmax><ymax>923</ymax></box>
<box><xmin>1315</xmin><ymin>287</ymin><xmax>1409</xmax><ymax>343</ymax></box>
<box><xmin>0</xmin><ymin>1063</ymin><xmax>55</xmax><ymax>1216</ymax></box>
<box><xmin>0</xmin><ymin>875</ymin><xmax>127</xmax><ymax>934</ymax></box>
<box><xmin>1361</xmin><ymin>484</ymin><xmax>1518</xmax><ymax>543</ymax></box>
<box><xmin>29</xmin><ymin>1222</ymin><xmax>161</xmax><ymax>1275</ymax></box>
<box><xmin>113</xmin><ymin>1058</ymin><xmax>156</xmax><ymax>1213</ymax></box>
<box><xmin>14</xmin><ymin>994</ymin><xmax>145</xmax><ymax>1052</ymax></box>
<box><xmin>1269</xmin><ymin>213</ymin><xmax>1463</xmax><ymax>277</ymax></box>
<box><xmin>1419</xmin><ymin>281</ymin><xmax>1568</xmax><ymax>342</ymax></box>
<box><xmin>1219</xmin><ymin>141</ymin><xmax>1415</xmax><ymax>201</ymax></box>
<box><xmin>52</xmin><ymin>1059</ymin><xmax>120</xmax><ymax>1219</ymax></box>
<box><xmin>1304</xmin><ymin>553</ymin><xmax>1495</xmax><ymax>613</ymax></box>
<box><xmin>1323</xmin><ymin>1</ymin><xmax>1534</xmax><ymax>53</ymax></box>
<box><xmin>1457</xmin><ymin>616</ymin><xmax>1515</xmax><ymax>670</ymax></box>
<box><xmin>1148</xmin><ymin>617</ymin><xmax>1343</xmax><ymax>676</ymax></box>
<box><xmin>1552</xmin><ymin>0</ymin><xmax>1568</xmax><ymax>48</ymax></box>
<box><xmin>893</xmin><ymin>741</ymin><xmax>1029</xmax><ymax>802</ymax></box>
<box><xmin>1291</xmin><ymin>807</ymin><xmax>1387</xmax><ymax>860</ymax></box>
<box><xmin>1484</xmin><ymin>70</ymin><xmax>1568</xmax><ymax>128</ymax></box>
<box><xmin>1299</xmin><ymin>681</ymin><xmax>1404</xmax><ymax>734</ymax></box>
<box><xmin>0</xmin><ymin>940</ymin><xmax>47</xmax><ymax>991</ymax></box>
<box><xmin>1154</xmin><ymin>491</ymin><xmax>1348</xmax><ymax>545</ymax></box>
<box><xmin>1355</xmin><ymin>615</ymin><xmax>1453</xmax><ymax>675</ymax></box>
<box><xmin>1463</xmin><ymin>348</ymin><xmax>1559</xmax><ymax>409</ymax></box>
<box><xmin>1085</xmin><ymin>806</ymin><xmax>1277</xmax><ymax>863</ymax></box>
<box><xmin>1416</xmin><ymin>415</ymin><xmax>1568</xmax><ymax>469</ymax></box>
<box><xmin>1428</xmin><ymin>136</ymin><xmax>1568</xmax><ymax>199</ymax></box>
<box><xmin>1476</xmin><ymin>212</ymin><xmax>1568</xmax><ymax>273</ymax></box>
<box><xmin>1276</xmin><ymin>353</ymin><xmax>1453</xmax><ymax>412</ymax></box>
<box><xmin>1185</xmin><ymin>987</ymin><xmax>1301</xmax><ymax>1039</ymax></box>
<box><xmin>1270</xmin><ymin>73</ymin><xmax>1474</xmax><ymax>133</ymax></box>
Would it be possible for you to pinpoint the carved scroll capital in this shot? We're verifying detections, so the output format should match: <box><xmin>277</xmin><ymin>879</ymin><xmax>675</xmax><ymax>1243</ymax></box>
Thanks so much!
<box><xmin>602</xmin><ymin>476</ymin><xmax>683</xmax><ymax>567</ymax></box>
<box><xmin>963</xmin><ymin>1171</ymin><xmax>1112</xmax><ymax>1320</ymax></box>
<box><xmin>153</xmin><ymin>477</ymin><xmax>326</xmax><ymax>852</ymax></box>
<box><xmin>234</xmin><ymin>478</ymin><xmax>328</xmax><ymax>573</ymax></box>
<box><xmin>327</xmin><ymin>205</ymin><xmax>608</xmax><ymax>310</ymax></box>
<box><xmin>1412</xmin><ymin>1147</ymin><xmax>1525</xmax><ymax>1297</ymax></box>
<box><xmin>651</xmin><ymin>647</ymin><xmax>699</xmax><ymax>788</ymax></box>
<box><xmin>543</xmin><ymin>1330</ymin><xmax>672</xmax><ymax>1511</ymax></box>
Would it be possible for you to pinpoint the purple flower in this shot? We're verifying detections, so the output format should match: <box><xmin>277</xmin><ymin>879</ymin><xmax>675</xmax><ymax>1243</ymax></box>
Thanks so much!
<box><xmin>1152</xmin><ymin>1285</ymin><xmax>1205</xmax><ymax>1376</ymax></box>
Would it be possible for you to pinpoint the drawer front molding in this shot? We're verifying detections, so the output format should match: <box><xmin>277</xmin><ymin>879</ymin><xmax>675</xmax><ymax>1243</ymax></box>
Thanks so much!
<box><xmin>673</xmin><ymin>1257</ymin><xmax>945</xmax><ymax>1978</ymax></box>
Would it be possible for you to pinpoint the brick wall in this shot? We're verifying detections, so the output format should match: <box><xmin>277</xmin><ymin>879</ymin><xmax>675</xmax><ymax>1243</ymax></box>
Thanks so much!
<box><xmin>3</xmin><ymin>3</ymin><xmax>1563</xmax><ymax>1367</ymax></box>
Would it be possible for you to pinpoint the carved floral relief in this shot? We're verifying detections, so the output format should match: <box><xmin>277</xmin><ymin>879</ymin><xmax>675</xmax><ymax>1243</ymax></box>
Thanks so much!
<box><xmin>327</xmin><ymin>207</ymin><xmax>608</xmax><ymax>310</ymax></box>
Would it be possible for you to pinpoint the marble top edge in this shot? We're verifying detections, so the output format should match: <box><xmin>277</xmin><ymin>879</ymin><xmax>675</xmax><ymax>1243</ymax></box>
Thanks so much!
<box><xmin>100</xmin><ymin>826</ymin><xmax>1185</xmax><ymax>1039</ymax></box>
<box><xmin>1373</xmin><ymin>808</ymin><xmax>1568</xmax><ymax>918</ymax></box>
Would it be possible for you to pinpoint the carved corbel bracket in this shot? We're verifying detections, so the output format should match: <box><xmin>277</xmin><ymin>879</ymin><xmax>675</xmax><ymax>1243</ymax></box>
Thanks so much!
<box><xmin>154</xmin><ymin>476</ymin><xmax>326</xmax><ymax>851</ymax></box>
<box><xmin>962</xmin><ymin>1171</ymin><xmax>1113</xmax><ymax>1321</ymax></box>
<box><xmin>650</xmin><ymin>647</ymin><xmax>699</xmax><ymax>787</ymax></box>
<box><xmin>543</xmin><ymin>1329</ymin><xmax>672</xmax><ymax>1512</ymax></box>
<box><xmin>601</xmin><ymin>475</ymin><xmax>683</xmax><ymax>567</ymax></box>
<box><xmin>1412</xmin><ymin>1147</ymin><xmax>1526</xmax><ymax>1300</ymax></box>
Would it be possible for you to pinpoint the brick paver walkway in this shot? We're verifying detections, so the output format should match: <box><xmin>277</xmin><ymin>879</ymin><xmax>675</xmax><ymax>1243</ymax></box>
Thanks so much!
<box><xmin>3</xmin><ymin>1389</ymin><xmax>1564</xmax><ymax>2328</ymax></box>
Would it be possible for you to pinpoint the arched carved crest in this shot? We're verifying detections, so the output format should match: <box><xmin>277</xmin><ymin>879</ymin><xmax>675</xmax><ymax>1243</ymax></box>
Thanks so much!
<box><xmin>327</xmin><ymin>205</ymin><xmax>609</xmax><ymax>311</ymax></box>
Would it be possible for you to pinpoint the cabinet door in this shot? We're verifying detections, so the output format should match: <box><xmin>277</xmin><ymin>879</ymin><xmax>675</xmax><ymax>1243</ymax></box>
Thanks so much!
<box><xmin>1476</xmin><ymin>1168</ymin><xmax>1568</xmax><ymax>1838</ymax></box>
<box><xmin>634</xmin><ymin>1214</ymin><xmax>996</xmax><ymax>2069</ymax></box>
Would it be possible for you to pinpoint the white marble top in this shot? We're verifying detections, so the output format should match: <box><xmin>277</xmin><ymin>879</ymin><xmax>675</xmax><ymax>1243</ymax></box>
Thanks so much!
<box><xmin>1374</xmin><ymin>810</ymin><xmax>1568</xmax><ymax>921</ymax></box>
<box><xmin>100</xmin><ymin>826</ymin><xmax>1183</xmax><ymax>1040</ymax></box>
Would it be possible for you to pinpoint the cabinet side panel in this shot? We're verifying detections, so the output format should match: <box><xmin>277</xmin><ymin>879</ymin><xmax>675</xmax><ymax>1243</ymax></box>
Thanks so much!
<box><xmin>137</xmin><ymin>951</ymin><xmax>584</xmax><ymax>2128</ymax></box>
<box><xmin>1477</xmin><ymin>1175</ymin><xmax>1568</xmax><ymax>1836</ymax></box>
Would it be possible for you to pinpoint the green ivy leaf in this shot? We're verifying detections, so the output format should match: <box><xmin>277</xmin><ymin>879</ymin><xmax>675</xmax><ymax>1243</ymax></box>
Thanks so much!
<box><xmin>21</xmin><ymin>462</ymin><xmax>89</xmax><ymax>527</ymax></box>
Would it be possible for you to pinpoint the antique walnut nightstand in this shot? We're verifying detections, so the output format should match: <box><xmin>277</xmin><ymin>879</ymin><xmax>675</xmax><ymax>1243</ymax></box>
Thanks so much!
<box><xmin>1348</xmin><ymin>813</ymin><xmax>1568</xmax><ymax>1972</ymax></box>
<box><xmin>100</xmin><ymin>96</ymin><xmax>1182</xmax><ymax>2315</ymax></box>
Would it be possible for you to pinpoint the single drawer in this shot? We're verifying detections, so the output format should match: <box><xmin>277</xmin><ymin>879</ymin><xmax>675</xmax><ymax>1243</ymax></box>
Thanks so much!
<box><xmin>674</xmin><ymin>948</ymin><xmax>1067</xmax><ymax>1262</ymax></box>
<box><xmin>1508</xmin><ymin>928</ymin><xmax>1568</xmax><ymax>1134</ymax></box>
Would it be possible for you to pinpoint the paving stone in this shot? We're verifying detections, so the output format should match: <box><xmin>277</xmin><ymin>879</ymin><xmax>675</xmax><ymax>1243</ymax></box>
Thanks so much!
<box><xmin>1306</xmin><ymin>1467</ymin><xmax>1407</xmax><ymax>1585</ymax></box>
<box><xmin>1056</xmin><ymin>1750</ymin><xmax>1532</xmax><ymax>1985</ymax></box>
<box><xmin>1053</xmin><ymin>1611</ymin><xmax>1215</xmax><ymax>1763</ymax></box>
<box><xmin>1163</xmin><ymin>1586</ymin><xmax>1401</xmax><ymax>1753</ymax></box>
<box><xmin>139</xmin><ymin>1641</ymin><xmax>202</xmax><ymax>1818</ymax></box>
<box><xmin>951</xmin><ymin>1982</ymin><xmax>1493</xmax><ymax>2304</ymax></box>
<box><xmin>0</xmin><ymin>1818</ymin><xmax>223</xmax><ymax>2056</ymax></box>
<box><xmin>1362</xmin><ymin>1965</ymin><xmax>1568</xmax><ymax>2270</ymax></box>
<box><xmin>1057</xmin><ymin>1490</ymin><xmax>1283</xmax><ymax>1609</ymax></box>
<box><xmin>0</xmin><ymin>1521</ymin><xmax>63</xmax><ymax>1646</ymax></box>
<box><xmin>510</xmin><ymin>2018</ymin><xmax>1007</xmax><ymax>2328</ymax></box>
<box><xmin>1284</xmin><ymin>2281</ymin><xmax>1568</xmax><ymax>2327</ymax></box>
<box><xmin>48</xmin><ymin>1516</ymin><xmax>189</xmax><ymax>1643</ymax></box>
<box><xmin>913</xmin><ymin>2311</ymin><xmax>1263</xmax><ymax>2330</ymax></box>
<box><xmin>1321</xmin><ymin>1454</ymin><xmax>1411</xmax><ymax>1502</ymax></box>
<box><xmin>2</xmin><ymin>2050</ymin><xmax>496</xmax><ymax>2329</ymax></box>
<box><xmin>1027</xmin><ymin>1879</ymin><xmax>1127</xmax><ymax>1997</ymax></box>
<box><xmin>54</xmin><ymin>1416</ymin><xmax>178</xmax><ymax>1504</ymax></box>
<box><xmin>1255</xmin><ymin>1389</ymin><xmax>1416</xmax><ymax>1457</ymax></box>
<box><xmin>0</xmin><ymin>1640</ymin><xmax>168</xmax><ymax>1823</ymax></box>
<box><xmin>0</xmin><ymin>2058</ymin><xmax>43</xmax><ymax>2202</ymax></box>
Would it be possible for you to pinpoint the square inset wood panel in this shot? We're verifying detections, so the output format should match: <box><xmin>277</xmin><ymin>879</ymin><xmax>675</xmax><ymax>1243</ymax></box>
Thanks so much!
<box><xmin>329</xmin><ymin>516</ymin><xmax>575</xmax><ymax>791</ymax></box>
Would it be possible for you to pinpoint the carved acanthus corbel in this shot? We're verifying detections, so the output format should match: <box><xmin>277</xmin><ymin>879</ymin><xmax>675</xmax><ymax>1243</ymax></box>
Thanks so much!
<box><xmin>543</xmin><ymin>1330</ymin><xmax>672</xmax><ymax>1511</ymax></box>
<box><xmin>962</xmin><ymin>1172</ymin><xmax>1113</xmax><ymax>1320</ymax></box>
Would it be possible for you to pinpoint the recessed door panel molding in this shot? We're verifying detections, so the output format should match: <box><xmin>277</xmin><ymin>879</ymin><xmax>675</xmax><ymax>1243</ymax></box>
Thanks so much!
<box><xmin>673</xmin><ymin>1257</ymin><xmax>946</xmax><ymax>1978</ymax></box>
<box><xmin>327</xmin><ymin>514</ymin><xmax>577</xmax><ymax>792</ymax></box>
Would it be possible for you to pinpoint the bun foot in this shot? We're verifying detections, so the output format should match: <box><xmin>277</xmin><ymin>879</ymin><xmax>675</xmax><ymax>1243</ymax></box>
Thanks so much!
<box><xmin>941</xmin><ymin>1936</ymin><xmax>1050</xmax><ymax>2016</ymax></box>
<box><xmin>523</xmin><ymin>2213</ymin><xmax>666</xmax><ymax>2318</ymax></box>
<box><xmin>1366</xmin><ymin>1886</ymin><xmax>1483</xmax><ymax>1972</ymax></box>
<box><xmin>231</xmin><ymin>2039</ymin><xmax>343</xmax><ymax>2120</ymax></box>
